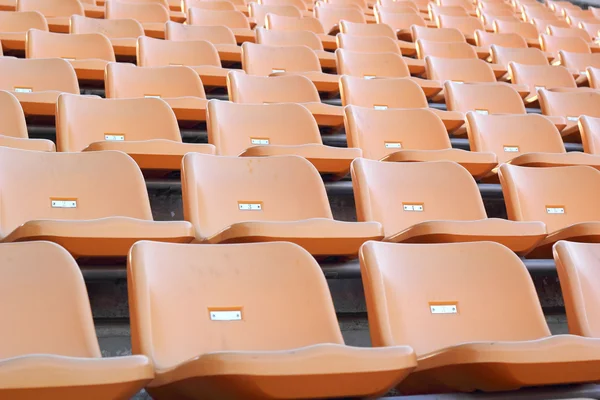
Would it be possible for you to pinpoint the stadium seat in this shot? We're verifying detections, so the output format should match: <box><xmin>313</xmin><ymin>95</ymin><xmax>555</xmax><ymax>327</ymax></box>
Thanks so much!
<box><xmin>241</xmin><ymin>42</ymin><xmax>339</xmax><ymax>95</ymax></box>
<box><xmin>184</xmin><ymin>0</ymin><xmax>247</xmax><ymax>14</ymax></box>
<box><xmin>249</xmin><ymin>2</ymin><xmax>303</xmax><ymax>27</ymax></box>
<box><xmin>532</xmin><ymin>17</ymin><xmax>570</xmax><ymax>35</ymax></box>
<box><xmin>429</xmin><ymin>4</ymin><xmax>470</xmax><ymax>21</ymax></box>
<box><xmin>70</xmin><ymin>15</ymin><xmax>144</xmax><ymax>58</ymax></box>
<box><xmin>128</xmin><ymin>240</ymin><xmax>416</xmax><ymax>399</ymax></box>
<box><xmin>539</xmin><ymin>89</ymin><xmax>600</xmax><ymax>141</ymax></box>
<box><xmin>116</xmin><ymin>0</ymin><xmax>186</xmax><ymax>21</ymax></box>
<box><xmin>360</xmin><ymin>240</ymin><xmax>600</xmax><ymax>394</ymax></box>
<box><xmin>182</xmin><ymin>153</ymin><xmax>383</xmax><ymax>255</ymax></box>
<box><xmin>375</xmin><ymin>3</ymin><xmax>419</xmax><ymax>15</ymax></box>
<box><xmin>560</xmin><ymin>51</ymin><xmax>600</xmax><ymax>84</ymax></box>
<box><xmin>208</xmin><ymin>100</ymin><xmax>360</xmax><ymax>176</ymax></box>
<box><xmin>580</xmin><ymin>115</ymin><xmax>600</xmax><ymax>154</ymax></box>
<box><xmin>137</xmin><ymin>36</ymin><xmax>230</xmax><ymax>88</ymax></box>
<box><xmin>0</xmin><ymin>147</ymin><xmax>194</xmax><ymax>257</ymax></box>
<box><xmin>540</xmin><ymin>33</ymin><xmax>591</xmax><ymax>61</ymax></box>
<box><xmin>165</xmin><ymin>21</ymin><xmax>241</xmax><ymax>63</ymax></box>
<box><xmin>416</xmin><ymin>38</ymin><xmax>476</xmax><ymax>59</ymax></box>
<box><xmin>474</xmin><ymin>30</ymin><xmax>528</xmax><ymax>50</ymax></box>
<box><xmin>351</xmin><ymin>159</ymin><xmax>546</xmax><ymax>252</ymax></box>
<box><xmin>0</xmin><ymin>58</ymin><xmax>79</xmax><ymax>117</ymax></box>
<box><xmin>524</xmin><ymin>6</ymin><xmax>560</xmax><ymax>23</ymax></box>
<box><xmin>26</xmin><ymin>29</ymin><xmax>115</xmax><ymax>83</ymax></box>
<box><xmin>105</xmin><ymin>0</ymin><xmax>169</xmax><ymax>38</ymax></box>
<box><xmin>344</xmin><ymin>106</ymin><xmax>496</xmax><ymax>177</ymax></box>
<box><xmin>16</xmin><ymin>0</ymin><xmax>83</xmax><ymax>33</ymax></box>
<box><xmin>436</xmin><ymin>15</ymin><xmax>484</xmax><ymax>44</ymax></box>
<box><xmin>338</xmin><ymin>19</ymin><xmax>418</xmax><ymax>56</ymax></box>
<box><xmin>0</xmin><ymin>90</ymin><xmax>55</xmax><ymax>151</ymax></box>
<box><xmin>491</xmin><ymin>44</ymin><xmax>551</xmax><ymax>70</ymax></box>
<box><xmin>188</xmin><ymin>8</ymin><xmax>254</xmax><ymax>44</ymax></box>
<box><xmin>56</xmin><ymin>94</ymin><xmax>215</xmax><ymax>169</ymax></box>
<box><xmin>0</xmin><ymin>241</ymin><xmax>154</xmax><ymax>399</ymax></box>
<box><xmin>587</xmin><ymin>66</ymin><xmax>600</xmax><ymax>88</ymax></box>
<box><xmin>376</xmin><ymin>10</ymin><xmax>427</xmax><ymax>42</ymax></box>
<box><xmin>264</xmin><ymin>14</ymin><xmax>337</xmax><ymax>50</ymax></box>
<box><xmin>337</xmin><ymin>33</ymin><xmax>400</xmax><ymax>53</ymax></box>
<box><xmin>261</xmin><ymin>0</ymin><xmax>310</xmax><ymax>12</ymax></box>
<box><xmin>314</xmin><ymin>5</ymin><xmax>365</xmax><ymax>35</ymax></box>
<box><xmin>508</xmin><ymin>62</ymin><xmax>577</xmax><ymax>105</ymax></box>
<box><xmin>580</xmin><ymin>21</ymin><xmax>600</xmax><ymax>40</ymax></box>
<box><xmin>339</xmin><ymin>75</ymin><xmax>464</xmax><ymax>132</ymax></box>
<box><xmin>493</xmin><ymin>19</ymin><xmax>540</xmax><ymax>47</ymax></box>
<box><xmin>105</xmin><ymin>63</ymin><xmax>208</xmax><ymax>124</ymax></box>
<box><xmin>547</xmin><ymin>25</ymin><xmax>593</xmax><ymax>43</ymax></box>
<box><xmin>564</xmin><ymin>7</ymin><xmax>595</xmax><ymax>20</ymax></box>
<box><xmin>411</xmin><ymin>24</ymin><xmax>466</xmax><ymax>42</ymax></box>
<box><xmin>425</xmin><ymin>55</ymin><xmax>495</xmax><ymax>82</ymax></box>
<box><xmin>478</xmin><ymin>10</ymin><xmax>519</xmax><ymax>30</ymax></box>
<box><xmin>0</xmin><ymin>10</ymin><xmax>47</xmax><ymax>53</ymax></box>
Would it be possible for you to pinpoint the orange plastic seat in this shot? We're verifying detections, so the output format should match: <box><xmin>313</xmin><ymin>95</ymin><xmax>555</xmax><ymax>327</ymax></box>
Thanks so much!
<box><xmin>188</xmin><ymin>8</ymin><xmax>254</xmax><ymax>44</ymax></box>
<box><xmin>0</xmin><ymin>147</ymin><xmax>194</xmax><ymax>257</ymax></box>
<box><xmin>532</xmin><ymin>17</ymin><xmax>570</xmax><ymax>35</ymax></box>
<box><xmin>491</xmin><ymin>44</ymin><xmax>550</xmax><ymax>69</ymax></box>
<box><xmin>437</xmin><ymin>14</ymin><xmax>484</xmax><ymax>44</ymax></box>
<box><xmin>360</xmin><ymin>240</ymin><xmax>600</xmax><ymax>394</ymax></box>
<box><xmin>105</xmin><ymin>0</ymin><xmax>168</xmax><ymax>38</ymax></box>
<box><xmin>208</xmin><ymin>100</ymin><xmax>360</xmax><ymax>176</ymax></box>
<box><xmin>580</xmin><ymin>21</ymin><xmax>600</xmax><ymax>40</ymax></box>
<box><xmin>241</xmin><ymin>42</ymin><xmax>338</xmax><ymax>94</ymax></box>
<box><xmin>411</xmin><ymin>24</ymin><xmax>466</xmax><ymax>42</ymax></box>
<box><xmin>137</xmin><ymin>36</ymin><xmax>230</xmax><ymax>88</ymax></box>
<box><xmin>184</xmin><ymin>0</ymin><xmax>247</xmax><ymax>14</ymax></box>
<box><xmin>227</xmin><ymin>70</ymin><xmax>343</xmax><ymax>128</ymax></box>
<box><xmin>70</xmin><ymin>14</ymin><xmax>144</xmax><ymax>58</ymax></box>
<box><xmin>539</xmin><ymin>88</ymin><xmax>600</xmax><ymax>141</ymax></box>
<box><xmin>128</xmin><ymin>240</ymin><xmax>416</xmax><ymax>399</ymax></box>
<box><xmin>540</xmin><ymin>33</ymin><xmax>591</xmax><ymax>60</ymax></box>
<box><xmin>0</xmin><ymin>57</ymin><xmax>79</xmax><ymax>117</ymax></box>
<box><xmin>339</xmin><ymin>75</ymin><xmax>464</xmax><ymax>132</ymax></box>
<box><xmin>417</xmin><ymin>38</ymin><xmax>476</xmax><ymax>58</ymax></box>
<box><xmin>17</xmin><ymin>0</ymin><xmax>82</xmax><ymax>33</ymax></box>
<box><xmin>260</xmin><ymin>0</ymin><xmax>310</xmax><ymax>12</ymax></box>
<box><xmin>474</xmin><ymin>30</ymin><xmax>528</xmax><ymax>49</ymax></box>
<box><xmin>182</xmin><ymin>153</ymin><xmax>383</xmax><ymax>255</ymax></box>
<box><xmin>0</xmin><ymin>10</ymin><xmax>47</xmax><ymax>53</ymax></box>
<box><xmin>560</xmin><ymin>50</ymin><xmax>600</xmax><ymax>81</ymax></box>
<box><xmin>588</xmin><ymin>66</ymin><xmax>600</xmax><ymax>89</ymax></box>
<box><xmin>509</xmin><ymin>62</ymin><xmax>577</xmax><ymax>105</ymax></box>
<box><xmin>0</xmin><ymin>241</ymin><xmax>154</xmax><ymax>399</ymax></box>
<box><xmin>26</xmin><ymin>29</ymin><xmax>115</xmax><ymax>83</ymax></box>
<box><xmin>345</xmin><ymin>106</ymin><xmax>496</xmax><ymax>177</ymax></box>
<box><xmin>351</xmin><ymin>159</ymin><xmax>546</xmax><ymax>252</ymax></box>
<box><xmin>106</xmin><ymin>62</ymin><xmax>208</xmax><ymax>124</ymax></box>
<box><xmin>493</xmin><ymin>19</ymin><xmax>540</xmax><ymax>47</ymax></box>
<box><xmin>264</xmin><ymin>14</ymin><xmax>336</xmax><ymax>50</ymax></box>
<box><xmin>337</xmin><ymin>33</ymin><xmax>400</xmax><ymax>53</ymax></box>
<box><xmin>123</xmin><ymin>0</ymin><xmax>186</xmax><ymax>21</ymax></box>
<box><xmin>165</xmin><ymin>21</ymin><xmax>241</xmax><ymax>63</ymax></box>
<box><xmin>377</xmin><ymin>10</ymin><xmax>427</xmax><ymax>42</ymax></box>
<box><xmin>524</xmin><ymin>7</ymin><xmax>560</xmax><ymax>23</ymax></box>
<box><xmin>547</xmin><ymin>25</ymin><xmax>593</xmax><ymax>42</ymax></box>
<box><xmin>579</xmin><ymin>115</ymin><xmax>600</xmax><ymax>155</ymax></box>
<box><xmin>429</xmin><ymin>4</ymin><xmax>469</xmax><ymax>21</ymax></box>
<box><xmin>338</xmin><ymin>19</ymin><xmax>417</xmax><ymax>55</ymax></box>
<box><xmin>56</xmin><ymin>94</ymin><xmax>215</xmax><ymax>169</ymax></box>
<box><xmin>249</xmin><ymin>2</ymin><xmax>302</xmax><ymax>27</ymax></box>
<box><xmin>500</xmin><ymin>163</ymin><xmax>600</xmax><ymax>258</ymax></box>
<box><xmin>314</xmin><ymin>5</ymin><xmax>365</xmax><ymax>35</ymax></box>
<box><xmin>0</xmin><ymin>90</ymin><xmax>54</xmax><ymax>151</ymax></box>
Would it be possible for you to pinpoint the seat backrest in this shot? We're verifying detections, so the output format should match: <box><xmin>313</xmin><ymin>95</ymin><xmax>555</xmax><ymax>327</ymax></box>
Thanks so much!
<box><xmin>524</xmin><ymin>7</ymin><xmax>559</xmax><ymax>22</ymax></box>
<box><xmin>494</xmin><ymin>19</ymin><xmax>538</xmax><ymax>39</ymax></box>
<box><xmin>165</xmin><ymin>21</ymin><xmax>237</xmax><ymax>44</ymax></box>
<box><xmin>474</xmin><ymin>30</ymin><xmax>527</xmax><ymax>48</ymax></box>
<box><xmin>137</xmin><ymin>36</ymin><xmax>221</xmax><ymax>68</ymax></box>
<box><xmin>261</xmin><ymin>0</ymin><xmax>308</xmax><ymax>11</ymax></box>
<box><xmin>378</xmin><ymin>11</ymin><xmax>426</xmax><ymax>32</ymax></box>
<box><xmin>338</xmin><ymin>20</ymin><xmax>397</xmax><ymax>38</ymax></box>
<box><xmin>185</xmin><ymin>0</ymin><xmax>236</xmax><ymax>11</ymax></box>
<box><xmin>538</xmin><ymin>89</ymin><xmax>600</xmax><ymax>121</ymax></box>
<box><xmin>207</xmin><ymin>100</ymin><xmax>322</xmax><ymax>155</ymax></box>
<box><xmin>0</xmin><ymin>241</ymin><xmax>102</xmax><ymax>359</ymax></box>
<box><xmin>579</xmin><ymin>115</ymin><xmax>600</xmax><ymax>154</ymax></box>
<box><xmin>70</xmin><ymin>14</ymin><xmax>144</xmax><ymax>38</ymax></box>
<box><xmin>182</xmin><ymin>153</ymin><xmax>333</xmax><ymax>238</ymax></box>
<box><xmin>328</xmin><ymin>0</ymin><xmax>368</xmax><ymax>11</ymax></box>
<box><xmin>265</xmin><ymin>14</ymin><xmax>325</xmax><ymax>33</ymax></box>
<box><xmin>256</xmin><ymin>27</ymin><xmax>323</xmax><ymax>50</ymax></box>
<box><xmin>425</xmin><ymin>56</ymin><xmax>496</xmax><ymax>82</ymax></box>
<box><xmin>375</xmin><ymin>3</ymin><xmax>418</xmax><ymax>14</ymax></box>
<box><xmin>128</xmin><ymin>240</ymin><xmax>343</xmax><ymax>370</ymax></box>
<box><xmin>188</xmin><ymin>8</ymin><xmax>250</xmax><ymax>28</ymax></box>
<box><xmin>337</xmin><ymin>34</ymin><xmax>400</xmax><ymax>54</ymax></box>
<box><xmin>437</xmin><ymin>15</ymin><xmax>484</xmax><ymax>36</ymax></box>
<box><xmin>315</xmin><ymin>5</ymin><xmax>365</xmax><ymax>31</ymax></box>
<box><xmin>553</xmin><ymin>241</ymin><xmax>600</xmax><ymax>337</ymax></box>
<box><xmin>249</xmin><ymin>2</ymin><xmax>301</xmax><ymax>27</ymax></box>
<box><xmin>540</xmin><ymin>33</ymin><xmax>591</xmax><ymax>54</ymax></box>
<box><xmin>0</xmin><ymin>90</ymin><xmax>29</xmax><ymax>139</ymax></box>
<box><xmin>17</xmin><ymin>0</ymin><xmax>84</xmax><ymax>17</ymax></box>
<box><xmin>26</xmin><ymin>29</ymin><xmax>115</xmax><ymax>61</ymax></box>
<box><xmin>0</xmin><ymin>58</ymin><xmax>79</xmax><ymax>94</ymax></box>
<box><xmin>588</xmin><ymin>66</ymin><xmax>600</xmax><ymax>89</ymax></box>
<box><xmin>410</xmin><ymin>25</ymin><xmax>466</xmax><ymax>42</ymax></box>
<box><xmin>430</xmin><ymin>4</ymin><xmax>469</xmax><ymax>19</ymax></box>
<box><xmin>241</xmin><ymin>42</ymin><xmax>321</xmax><ymax>75</ymax></box>
<box><xmin>532</xmin><ymin>17</ymin><xmax>570</xmax><ymax>33</ymax></box>
<box><xmin>227</xmin><ymin>70</ymin><xmax>320</xmax><ymax>103</ymax></box>
<box><xmin>491</xmin><ymin>44</ymin><xmax>549</xmax><ymax>67</ymax></box>
<box><xmin>509</xmin><ymin>62</ymin><xmax>577</xmax><ymax>92</ymax></box>
<box><xmin>105</xmin><ymin>63</ymin><xmax>206</xmax><ymax>99</ymax></box>
<box><xmin>547</xmin><ymin>25</ymin><xmax>592</xmax><ymax>42</ymax></box>
<box><xmin>580</xmin><ymin>21</ymin><xmax>600</xmax><ymax>40</ymax></box>
<box><xmin>106</xmin><ymin>0</ymin><xmax>169</xmax><ymax>22</ymax></box>
<box><xmin>359</xmin><ymin>240</ymin><xmax>550</xmax><ymax>354</ymax></box>
<box><xmin>336</xmin><ymin>49</ymin><xmax>410</xmax><ymax>78</ymax></box>
<box><xmin>351</xmin><ymin>159</ymin><xmax>487</xmax><ymax>237</ymax></box>
<box><xmin>564</xmin><ymin>7</ymin><xmax>594</xmax><ymax>20</ymax></box>
<box><xmin>500</xmin><ymin>163</ymin><xmax>600</xmax><ymax>233</ymax></box>
<box><xmin>416</xmin><ymin>39</ymin><xmax>477</xmax><ymax>59</ymax></box>
<box><xmin>56</xmin><ymin>94</ymin><xmax>181</xmax><ymax>152</ymax></box>
<box><xmin>0</xmin><ymin>147</ymin><xmax>153</xmax><ymax>236</ymax></box>
<box><xmin>466</xmin><ymin>112</ymin><xmax>564</xmax><ymax>164</ymax></box>
<box><xmin>339</xmin><ymin>75</ymin><xmax>428</xmax><ymax>107</ymax></box>
<box><xmin>344</xmin><ymin>106</ymin><xmax>450</xmax><ymax>159</ymax></box>
<box><xmin>445</xmin><ymin>81</ymin><xmax>526</xmax><ymax>113</ymax></box>
<box><xmin>0</xmin><ymin>10</ymin><xmax>48</xmax><ymax>32</ymax></box>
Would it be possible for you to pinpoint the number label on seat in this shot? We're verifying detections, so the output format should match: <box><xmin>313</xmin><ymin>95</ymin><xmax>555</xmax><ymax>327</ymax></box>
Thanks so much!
<box><xmin>385</xmin><ymin>142</ymin><xmax>402</xmax><ymax>149</ymax></box>
<box><xmin>144</xmin><ymin>95</ymin><xmax>161</xmax><ymax>99</ymax></box>
<box><xmin>364</xmin><ymin>75</ymin><xmax>376</xmax><ymax>80</ymax></box>
<box><xmin>374</xmin><ymin>105</ymin><xmax>388</xmax><ymax>110</ymax></box>
<box><xmin>475</xmin><ymin>109</ymin><xmax>489</xmax><ymax>115</ymax></box>
<box><xmin>535</xmin><ymin>85</ymin><xmax>545</xmax><ymax>91</ymax></box>
<box><xmin>403</xmin><ymin>203</ymin><xmax>423</xmax><ymax>211</ymax></box>
<box><xmin>105</xmin><ymin>134</ymin><xmax>125</xmax><ymax>141</ymax></box>
<box><xmin>238</xmin><ymin>202</ymin><xmax>262</xmax><ymax>211</ymax></box>
<box><xmin>14</xmin><ymin>87</ymin><xmax>32</xmax><ymax>93</ymax></box>
<box><xmin>51</xmin><ymin>198</ymin><xmax>77</xmax><ymax>208</ymax></box>
<box><xmin>272</xmin><ymin>68</ymin><xmax>285</xmax><ymax>73</ymax></box>
<box><xmin>251</xmin><ymin>138</ymin><xmax>269</xmax><ymax>145</ymax></box>
<box><xmin>567</xmin><ymin>116</ymin><xmax>579</xmax><ymax>122</ymax></box>
<box><xmin>503</xmin><ymin>145</ymin><xmax>519</xmax><ymax>152</ymax></box>
<box><xmin>430</xmin><ymin>303</ymin><xmax>458</xmax><ymax>314</ymax></box>
<box><xmin>209</xmin><ymin>310</ymin><xmax>242</xmax><ymax>321</ymax></box>
<box><xmin>546</xmin><ymin>206</ymin><xmax>565</xmax><ymax>214</ymax></box>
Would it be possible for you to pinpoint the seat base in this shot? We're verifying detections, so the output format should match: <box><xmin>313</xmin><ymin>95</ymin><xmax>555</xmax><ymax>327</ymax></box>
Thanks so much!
<box><xmin>11</xmin><ymin>91</ymin><xmax>64</xmax><ymax>117</ymax></box>
<box><xmin>509</xmin><ymin>151</ymin><xmax>600</xmax><ymax>169</ymax></box>
<box><xmin>430</xmin><ymin>109</ymin><xmax>465</xmax><ymax>133</ymax></box>
<box><xmin>47</xmin><ymin>17</ymin><xmax>70</xmax><ymax>33</ymax></box>
<box><xmin>69</xmin><ymin>59</ymin><xmax>110</xmax><ymax>82</ymax></box>
<box><xmin>404</xmin><ymin>58</ymin><xmax>425</xmax><ymax>76</ymax></box>
<box><xmin>214</xmin><ymin>43</ymin><xmax>242</xmax><ymax>63</ymax></box>
<box><xmin>162</xmin><ymin>97</ymin><xmax>208</xmax><ymax>123</ymax></box>
<box><xmin>110</xmin><ymin>37</ymin><xmax>137</xmax><ymax>57</ymax></box>
<box><xmin>318</xmin><ymin>34</ymin><xmax>337</xmax><ymax>51</ymax></box>
<box><xmin>231</xmin><ymin>28</ymin><xmax>256</xmax><ymax>44</ymax></box>
<box><xmin>142</xmin><ymin>22</ymin><xmax>167</xmax><ymax>39</ymax></box>
<box><xmin>315</xmin><ymin>50</ymin><xmax>336</xmax><ymax>70</ymax></box>
<box><xmin>270</xmin><ymin>71</ymin><xmax>340</xmax><ymax>95</ymax></box>
<box><xmin>0</xmin><ymin>135</ymin><xmax>55</xmax><ymax>152</ymax></box>
<box><xmin>0</xmin><ymin>32</ymin><xmax>25</xmax><ymax>52</ymax></box>
<box><xmin>191</xmin><ymin>65</ymin><xmax>229</xmax><ymax>87</ymax></box>
<box><xmin>301</xmin><ymin>102</ymin><xmax>344</xmax><ymax>128</ymax></box>
<box><xmin>527</xmin><ymin>222</ymin><xmax>600</xmax><ymax>258</ymax></box>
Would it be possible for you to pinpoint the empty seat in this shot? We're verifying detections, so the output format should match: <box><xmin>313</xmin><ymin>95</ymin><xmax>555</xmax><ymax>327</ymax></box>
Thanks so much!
<box><xmin>314</xmin><ymin>5</ymin><xmax>365</xmax><ymax>35</ymax></box>
<box><xmin>588</xmin><ymin>66</ymin><xmax>600</xmax><ymax>88</ymax></box>
<box><xmin>165</xmin><ymin>21</ymin><xmax>241</xmax><ymax>63</ymax></box>
<box><xmin>106</xmin><ymin>62</ymin><xmax>208</xmax><ymax>124</ymax></box>
<box><xmin>532</xmin><ymin>17</ymin><xmax>570</xmax><ymax>35</ymax></box>
<box><xmin>508</xmin><ymin>62</ymin><xmax>577</xmax><ymax>105</ymax></box>
<box><xmin>539</xmin><ymin>89</ymin><xmax>600</xmax><ymax>141</ymax></box>
<box><xmin>0</xmin><ymin>147</ymin><xmax>194</xmax><ymax>256</ymax></box>
<box><xmin>182</xmin><ymin>154</ymin><xmax>383</xmax><ymax>255</ymax></box>
<box><xmin>351</xmin><ymin>159</ymin><xmax>545</xmax><ymax>252</ymax></box>
<box><xmin>184</xmin><ymin>0</ymin><xmax>247</xmax><ymax>13</ymax></box>
<box><xmin>137</xmin><ymin>36</ymin><xmax>230</xmax><ymax>88</ymax></box>
<box><xmin>491</xmin><ymin>44</ymin><xmax>550</xmax><ymax>68</ymax></box>
<box><xmin>17</xmin><ymin>0</ymin><xmax>83</xmax><ymax>33</ymax></box>
<box><xmin>208</xmin><ymin>100</ymin><xmax>360</xmax><ymax>176</ymax></box>
<box><xmin>257</xmin><ymin>28</ymin><xmax>335</xmax><ymax>69</ymax></box>
<box><xmin>377</xmin><ymin>10</ymin><xmax>427</xmax><ymax>42</ymax></box>
<box><xmin>128</xmin><ymin>240</ymin><xmax>416</xmax><ymax>399</ymax></box>
<box><xmin>0</xmin><ymin>58</ymin><xmax>79</xmax><ymax>117</ymax></box>
<box><xmin>339</xmin><ymin>75</ymin><xmax>464</xmax><ymax>132</ymax></box>
<box><xmin>429</xmin><ymin>4</ymin><xmax>469</xmax><ymax>21</ymax></box>
<box><xmin>547</xmin><ymin>25</ymin><xmax>593</xmax><ymax>43</ymax></box>
<box><xmin>105</xmin><ymin>0</ymin><xmax>168</xmax><ymax>38</ymax></box>
<box><xmin>264</xmin><ymin>14</ymin><xmax>336</xmax><ymax>50</ymax></box>
<box><xmin>417</xmin><ymin>39</ymin><xmax>476</xmax><ymax>58</ymax></box>
<box><xmin>437</xmin><ymin>15</ymin><xmax>484</xmax><ymax>43</ymax></box>
<box><xmin>411</xmin><ymin>24</ymin><xmax>466</xmax><ymax>42</ymax></box>
<box><xmin>249</xmin><ymin>2</ymin><xmax>302</xmax><ymax>27</ymax></box>
<box><xmin>500</xmin><ymin>163</ymin><xmax>600</xmax><ymax>257</ymax></box>
<box><xmin>241</xmin><ymin>42</ymin><xmax>338</xmax><ymax>94</ymax></box>
<box><xmin>540</xmin><ymin>33</ymin><xmax>591</xmax><ymax>58</ymax></box>
<box><xmin>580</xmin><ymin>21</ymin><xmax>600</xmax><ymax>40</ymax></box>
<box><xmin>474</xmin><ymin>30</ymin><xmax>528</xmax><ymax>49</ymax></box>
<box><xmin>227</xmin><ymin>70</ymin><xmax>342</xmax><ymax>128</ymax></box>
<box><xmin>338</xmin><ymin>19</ymin><xmax>418</xmax><ymax>56</ymax></box>
<box><xmin>26</xmin><ymin>29</ymin><xmax>115</xmax><ymax>83</ymax></box>
<box><xmin>261</xmin><ymin>0</ymin><xmax>309</xmax><ymax>12</ymax></box>
<box><xmin>0</xmin><ymin>241</ymin><xmax>154</xmax><ymax>398</ymax></box>
<box><xmin>56</xmin><ymin>94</ymin><xmax>215</xmax><ymax>169</ymax></box>
<box><xmin>524</xmin><ymin>7</ymin><xmax>559</xmax><ymax>23</ymax></box>
<box><xmin>337</xmin><ymin>33</ymin><xmax>400</xmax><ymax>53</ymax></box>
<box><xmin>188</xmin><ymin>9</ymin><xmax>254</xmax><ymax>44</ymax></box>
<box><xmin>115</xmin><ymin>0</ymin><xmax>186</xmax><ymax>21</ymax></box>
<box><xmin>0</xmin><ymin>10</ymin><xmax>47</xmax><ymax>52</ymax></box>
<box><xmin>360</xmin><ymin>240</ymin><xmax>600</xmax><ymax>394</ymax></box>
<box><xmin>0</xmin><ymin>90</ymin><xmax>54</xmax><ymax>151</ymax></box>
<box><xmin>493</xmin><ymin>19</ymin><xmax>540</xmax><ymax>47</ymax></box>
<box><xmin>70</xmin><ymin>14</ymin><xmax>144</xmax><ymax>58</ymax></box>
<box><xmin>345</xmin><ymin>106</ymin><xmax>496</xmax><ymax>177</ymax></box>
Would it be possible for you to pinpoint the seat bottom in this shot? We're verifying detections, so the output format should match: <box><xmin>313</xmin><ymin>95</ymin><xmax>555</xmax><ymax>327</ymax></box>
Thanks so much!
<box><xmin>191</xmin><ymin>65</ymin><xmax>229</xmax><ymax>87</ymax></box>
<box><xmin>69</xmin><ymin>59</ymin><xmax>110</xmax><ymax>82</ymax></box>
<box><xmin>0</xmin><ymin>32</ymin><xmax>25</xmax><ymax>51</ymax></box>
<box><xmin>527</xmin><ymin>222</ymin><xmax>600</xmax><ymax>258</ymax></box>
<box><xmin>301</xmin><ymin>102</ymin><xmax>344</xmax><ymax>128</ymax></box>
<box><xmin>162</xmin><ymin>97</ymin><xmax>208</xmax><ymax>123</ymax></box>
<box><xmin>0</xmin><ymin>135</ymin><xmax>55</xmax><ymax>152</ymax></box>
<box><xmin>110</xmin><ymin>38</ymin><xmax>137</xmax><ymax>57</ymax></box>
<box><xmin>12</xmin><ymin>91</ymin><xmax>65</xmax><ymax>117</ymax></box>
<box><xmin>213</xmin><ymin>43</ymin><xmax>242</xmax><ymax>63</ymax></box>
<box><xmin>509</xmin><ymin>151</ymin><xmax>600</xmax><ymax>169</ymax></box>
<box><xmin>270</xmin><ymin>71</ymin><xmax>340</xmax><ymax>95</ymax></box>
<box><xmin>47</xmin><ymin>17</ymin><xmax>70</xmax><ymax>33</ymax></box>
<box><xmin>429</xmin><ymin>109</ymin><xmax>465</xmax><ymax>133</ymax></box>
<box><xmin>147</xmin><ymin>343</ymin><xmax>416</xmax><ymax>400</ymax></box>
